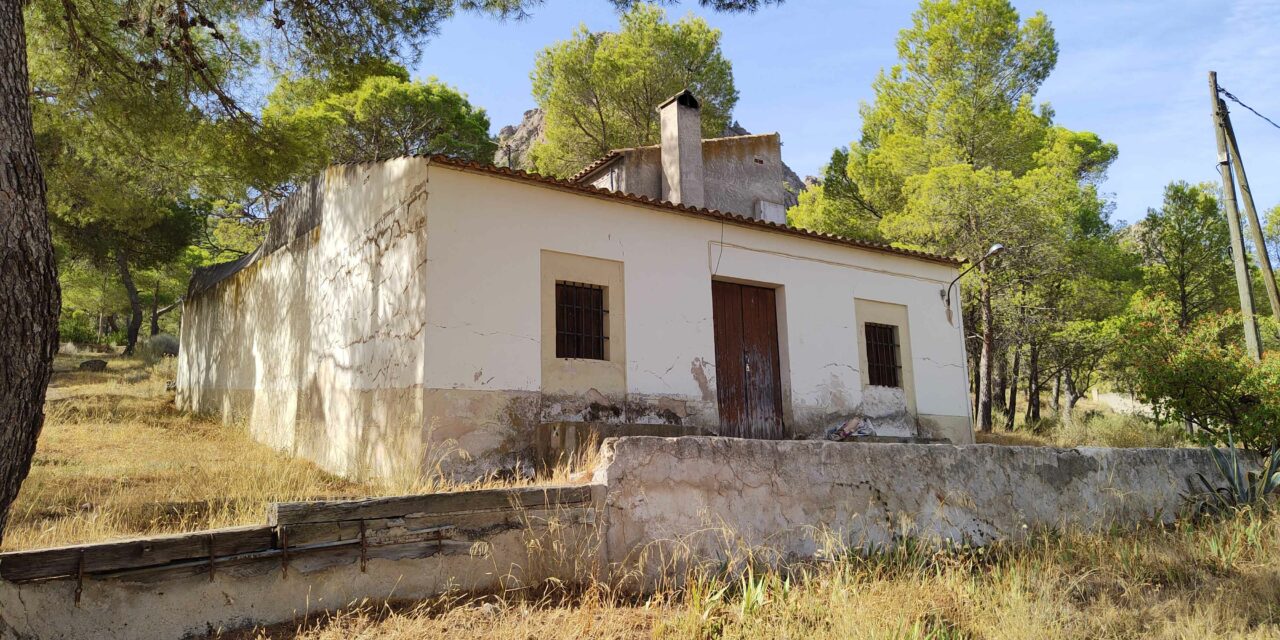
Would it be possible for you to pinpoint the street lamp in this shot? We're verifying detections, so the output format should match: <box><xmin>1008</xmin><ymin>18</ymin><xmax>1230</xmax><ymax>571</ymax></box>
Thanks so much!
<box><xmin>940</xmin><ymin>243</ymin><xmax>1005</xmax><ymax>325</ymax></box>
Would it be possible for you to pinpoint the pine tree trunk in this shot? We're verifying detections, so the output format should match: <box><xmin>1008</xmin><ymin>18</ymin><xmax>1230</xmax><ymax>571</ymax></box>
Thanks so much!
<box><xmin>1026</xmin><ymin>342</ymin><xmax>1040</xmax><ymax>422</ymax></box>
<box><xmin>115</xmin><ymin>249</ymin><xmax>143</xmax><ymax>356</ymax></box>
<box><xmin>995</xmin><ymin>347</ymin><xmax>1009</xmax><ymax>424</ymax></box>
<box><xmin>150</xmin><ymin>279</ymin><xmax>161</xmax><ymax>337</ymax></box>
<box><xmin>1064</xmin><ymin>369</ymin><xmax>1079</xmax><ymax>424</ymax></box>
<box><xmin>1006</xmin><ymin>344</ymin><xmax>1020</xmax><ymax>429</ymax></box>
<box><xmin>977</xmin><ymin>270</ymin><xmax>995</xmax><ymax>432</ymax></box>
<box><xmin>0</xmin><ymin>0</ymin><xmax>60</xmax><ymax>541</ymax></box>
<box><xmin>1052</xmin><ymin>372</ymin><xmax>1061</xmax><ymax>414</ymax></box>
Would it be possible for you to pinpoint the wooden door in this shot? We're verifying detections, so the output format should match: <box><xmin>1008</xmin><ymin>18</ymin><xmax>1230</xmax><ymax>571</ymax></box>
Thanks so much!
<box><xmin>712</xmin><ymin>281</ymin><xmax>784</xmax><ymax>439</ymax></box>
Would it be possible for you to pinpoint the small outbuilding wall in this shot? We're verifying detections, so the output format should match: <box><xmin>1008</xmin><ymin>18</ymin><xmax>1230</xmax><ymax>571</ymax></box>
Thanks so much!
<box><xmin>178</xmin><ymin>157</ymin><xmax>972</xmax><ymax>482</ymax></box>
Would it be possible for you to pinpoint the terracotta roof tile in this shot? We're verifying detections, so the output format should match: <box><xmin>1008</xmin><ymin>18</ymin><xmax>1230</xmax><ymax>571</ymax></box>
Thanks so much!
<box><xmin>567</xmin><ymin>151</ymin><xmax>623</xmax><ymax>182</ymax></box>
<box><xmin>191</xmin><ymin>155</ymin><xmax>959</xmax><ymax>301</ymax></box>
<box><xmin>422</xmin><ymin>154</ymin><xmax>959</xmax><ymax>266</ymax></box>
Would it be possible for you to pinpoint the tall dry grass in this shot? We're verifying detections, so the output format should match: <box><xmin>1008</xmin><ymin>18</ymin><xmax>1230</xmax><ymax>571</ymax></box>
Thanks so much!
<box><xmin>248</xmin><ymin>508</ymin><xmax>1280</xmax><ymax>639</ymax></box>
<box><xmin>5</xmin><ymin>356</ymin><xmax>373</xmax><ymax>551</ymax></box>
<box><xmin>980</xmin><ymin>411</ymin><xmax>1186</xmax><ymax>450</ymax></box>
<box><xmin>8</xmin><ymin>355</ymin><xmax>594</xmax><ymax>551</ymax></box>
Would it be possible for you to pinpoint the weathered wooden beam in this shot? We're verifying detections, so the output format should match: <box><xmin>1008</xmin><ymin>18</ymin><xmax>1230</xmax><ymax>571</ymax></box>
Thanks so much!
<box><xmin>0</xmin><ymin>525</ymin><xmax>275</xmax><ymax>583</ymax></box>
<box><xmin>268</xmin><ymin>484</ymin><xmax>594</xmax><ymax>526</ymax></box>
<box><xmin>93</xmin><ymin>526</ymin><xmax>458</xmax><ymax>583</ymax></box>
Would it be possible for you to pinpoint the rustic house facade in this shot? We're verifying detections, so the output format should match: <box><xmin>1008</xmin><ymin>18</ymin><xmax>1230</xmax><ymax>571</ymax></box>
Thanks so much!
<box><xmin>177</xmin><ymin>92</ymin><xmax>973</xmax><ymax>481</ymax></box>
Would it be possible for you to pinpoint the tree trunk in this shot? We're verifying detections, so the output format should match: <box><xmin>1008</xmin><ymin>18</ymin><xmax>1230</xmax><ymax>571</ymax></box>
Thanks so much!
<box><xmin>0</xmin><ymin>0</ymin><xmax>60</xmax><ymax>541</ymax></box>
<box><xmin>977</xmin><ymin>271</ymin><xmax>995</xmax><ymax>432</ymax></box>
<box><xmin>1064</xmin><ymin>369</ymin><xmax>1079</xmax><ymax>424</ymax></box>
<box><xmin>115</xmin><ymin>249</ymin><xmax>143</xmax><ymax>356</ymax></box>
<box><xmin>1006</xmin><ymin>343</ymin><xmax>1020</xmax><ymax>430</ymax></box>
<box><xmin>1025</xmin><ymin>342</ymin><xmax>1040</xmax><ymax>422</ymax></box>
<box><xmin>150</xmin><ymin>279</ymin><xmax>161</xmax><ymax>337</ymax></box>
<box><xmin>995</xmin><ymin>346</ymin><xmax>1009</xmax><ymax>424</ymax></box>
<box><xmin>1052</xmin><ymin>372</ymin><xmax>1062</xmax><ymax>414</ymax></box>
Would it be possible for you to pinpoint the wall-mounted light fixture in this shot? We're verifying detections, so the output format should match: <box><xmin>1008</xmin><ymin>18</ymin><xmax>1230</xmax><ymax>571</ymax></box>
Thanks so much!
<box><xmin>940</xmin><ymin>243</ymin><xmax>1005</xmax><ymax>325</ymax></box>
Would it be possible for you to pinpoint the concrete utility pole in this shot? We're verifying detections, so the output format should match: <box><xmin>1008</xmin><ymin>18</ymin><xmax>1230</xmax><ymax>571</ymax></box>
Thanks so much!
<box><xmin>1209</xmin><ymin>71</ymin><xmax>1263</xmax><ymax>361</ymax></box>
<box><xmin>1221</xmin><ymin>100</ymin><xmax>1280</xmax><ymax>328</ymax></box>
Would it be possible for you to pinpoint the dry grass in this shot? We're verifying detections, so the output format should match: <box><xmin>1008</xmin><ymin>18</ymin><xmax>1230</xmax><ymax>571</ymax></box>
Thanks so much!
<box><xmin>5</xmin><ymin>355</ymin><xmax>377</xmax><ymax>551</ymax></box>
<box><xmin>979</xmin><ymin>410</ymin><xmax>1186</xmax><ymax>450</ymax></box>
<box><xmin>9</xmin><ymin>355</ymin><xmax>595</xmax><ymax>552</ymax></box>
<box><xmin>249</xmin><ymin>508</ymin><xmax>1280</xmax><ymax>639</ymax></box>
<box><xmin>17</xmin><ymin>356</ymin><xmax>1280</xmax><ymax>638</ymax></box>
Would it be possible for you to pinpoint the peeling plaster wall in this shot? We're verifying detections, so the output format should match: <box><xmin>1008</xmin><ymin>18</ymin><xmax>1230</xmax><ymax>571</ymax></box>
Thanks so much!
<box><xmin>700</xmin><ymin>134</ymin><xmax>786</xmax><ymax>219</ymax></box>
<box><xmin>595</xmin><ymin>437</ymin><xmax>1223</xmax><ymax>575</ymax></box>
<box><xmin>178</xmin><ymin>159</ymin><xmax>434</xmax><ymax>481</ymax></box>
<box><xmin>426</xmin><ymin>166</ymin><xmax>971</xmax><ymax>446</ymax></box>
<box><xmin>582</xmin><ymin>136</ymin><xmax>789</xmax><ymax>221</ymax></box>
<box><xmin>179</xmin><ymin>158</ymin><xmax>971</xmax><ymax>484</ymax></box>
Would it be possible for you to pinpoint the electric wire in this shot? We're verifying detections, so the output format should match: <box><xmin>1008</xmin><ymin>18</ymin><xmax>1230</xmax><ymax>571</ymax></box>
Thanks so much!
<box><xmin>1218</xmin><ymin>85</ymin><xmax>1280</xmax><ymax>132</ymax></box>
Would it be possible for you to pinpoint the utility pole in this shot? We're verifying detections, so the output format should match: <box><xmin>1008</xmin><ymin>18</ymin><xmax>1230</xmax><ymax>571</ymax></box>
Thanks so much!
<box><xmin>1220</xmin><ymin>99</ymin><xmax>1280</xmax><ymax>328</ymax></box>
<box><xmin>1209</xmin><ymin>71</ymin><xmax>1263</xmax><ymax>360</ymax></box>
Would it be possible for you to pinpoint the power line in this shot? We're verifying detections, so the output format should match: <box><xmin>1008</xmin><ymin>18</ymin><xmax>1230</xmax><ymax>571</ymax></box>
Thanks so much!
<box><xmin>1218</xmin><ymin>85</ymin><xmax>1280</xmax><ymax>131</ymax></box>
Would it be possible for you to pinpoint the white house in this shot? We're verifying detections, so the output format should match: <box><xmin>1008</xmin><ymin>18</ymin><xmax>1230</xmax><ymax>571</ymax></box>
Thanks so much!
<box><xmin>177</xmin><ymin>92</ymin><xmax>973</xmax><ymax>481</ymax></box>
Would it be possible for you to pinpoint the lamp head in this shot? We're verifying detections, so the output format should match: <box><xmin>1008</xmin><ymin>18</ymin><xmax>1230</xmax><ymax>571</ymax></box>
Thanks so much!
<box><xmin>985</xmin><ymin>243</ymin><xmax>1005</xmax><ymax>258</ymax></box>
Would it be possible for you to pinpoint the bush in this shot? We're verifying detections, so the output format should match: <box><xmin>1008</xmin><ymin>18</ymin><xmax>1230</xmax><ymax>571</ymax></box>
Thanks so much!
<box><xmin>57</xmin><ymin>310</ymin><xmax>98</xmax><ymax>345</ymax></box>
<box><xmin>140</xmin><ymin>334</ymin><xmax>179</xmax><ymax>364</ymax></box>
<box><xmin>1113</xmin><ymin>294</ymin><xmax>1280</xmax><ymax>452</ymax></box>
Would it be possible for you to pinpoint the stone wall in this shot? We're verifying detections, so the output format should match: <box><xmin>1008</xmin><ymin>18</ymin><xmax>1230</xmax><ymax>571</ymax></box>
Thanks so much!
<box><xmin>594</xmin><ymin>437</ymin><xmax>1223</xmax><ymax>573</ymax></box>
<box><xmin>0</xmin><ymin>486</ymin><xmax>599</xmax><ymax>640</ymax></box>
<box><xmin>0</xmin><ymin>439</ymin><xmax>1233</xmax><ymax>639</ymax></box>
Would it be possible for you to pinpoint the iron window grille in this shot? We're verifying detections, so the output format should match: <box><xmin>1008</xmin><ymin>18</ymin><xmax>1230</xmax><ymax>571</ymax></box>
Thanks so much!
<box><xmin>865</xmin><ymin>322</ymin><xmax>902</xmax><ymax>388</ymax></box>
<box><xmin>555</xmin><ymin>281</ymin><xmax>608</xmax><ymax>360</ymax></box>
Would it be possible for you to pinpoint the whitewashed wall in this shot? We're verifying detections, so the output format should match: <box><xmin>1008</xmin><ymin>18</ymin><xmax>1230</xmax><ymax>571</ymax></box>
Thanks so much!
<box><xmin>178</xmin><ymin>159</ymin><xmax>971</xmax><ymax>484</ymax></box>
<box><xmin>423</xmin><ymin>166</ymin><xmax>970</xmax><ymax>442</ymax></box>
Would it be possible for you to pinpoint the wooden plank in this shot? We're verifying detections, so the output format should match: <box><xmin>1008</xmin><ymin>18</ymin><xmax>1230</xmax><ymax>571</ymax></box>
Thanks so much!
<box><xmin>0</xmin><ymin>525</ymin><xmax>275</xmax><ymax>583</ymax></box>
<box><xmin>95</xmin><ymin>526</ymin><xmax>456</xmax><ymax>582</ymax></box>
<box><xmin>740</xmin><ymin>285</ymin><xmax>784</xmax><ymax>439</ymax></box>
<box><xmin>269</xmin><ymin>484</ymin><xmax>594</xmax><ymax>526</ymax></box>
<box><xmin>284</xmin><ymin>514</ymin><xmax>465</xmax><ymax>547</ymax></box>
<box><xmin>712</xmin><ymin>280</ymin><xmax>747</xmax><ymax>437</ymax></box>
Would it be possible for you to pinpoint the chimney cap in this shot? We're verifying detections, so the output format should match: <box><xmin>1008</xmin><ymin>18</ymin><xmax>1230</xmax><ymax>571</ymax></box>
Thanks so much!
<box><xmin>657</xmin><ymin>89</ymin><xmax>700</xmax><ymax>111</ymax></box>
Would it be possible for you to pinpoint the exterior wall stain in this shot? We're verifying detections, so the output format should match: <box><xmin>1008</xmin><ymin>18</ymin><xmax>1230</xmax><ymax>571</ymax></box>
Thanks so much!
<box><xmin>179</xmin><ymin>159</ymin><xmax>972</xmax><ymax>484</ymax></box>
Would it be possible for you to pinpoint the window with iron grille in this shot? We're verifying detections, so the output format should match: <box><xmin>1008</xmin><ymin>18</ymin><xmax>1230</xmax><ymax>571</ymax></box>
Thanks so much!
<box><xmin>865</xmin><ymin>322</ymin><xmax>901</xmax><ymax>388</ymax></box>
<box><xmin>555</xmin><ymin>282</ymin><xmax>607</xmax><ymax>360</ymax></box>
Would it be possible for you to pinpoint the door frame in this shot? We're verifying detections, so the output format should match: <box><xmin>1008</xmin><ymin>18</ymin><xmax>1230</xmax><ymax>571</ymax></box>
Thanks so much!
<box><xmin>710</xmin><ymin>276</ymin><xmax>792</xmax><ymax>438</ymax></box>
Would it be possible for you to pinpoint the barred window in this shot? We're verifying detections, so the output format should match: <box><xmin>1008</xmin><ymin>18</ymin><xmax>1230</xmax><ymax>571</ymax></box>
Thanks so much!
<box><xmin>555</xmin><ymin>282</ymin><xmax>607</xmax><ymax>360</ymax></box>
<box><xmin>865</xmin><ymin>322</ymin><xmax>902</xmax><ymax>388</ymax></box>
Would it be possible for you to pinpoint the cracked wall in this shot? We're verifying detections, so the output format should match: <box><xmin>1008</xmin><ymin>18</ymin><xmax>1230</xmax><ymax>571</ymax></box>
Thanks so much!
<box><xmin>595</xmin><ymin>436</ymin><xmax>1224</xmax><ymax>580</ymax></box>
<box><xmin>179</xmin><ymin>159</ymin><xmax>972</xmax><ymax>484</ymax></box>
<box><xmin>424</xmin><ymin>168</ymin><xmax>971</xmax><ymax>447</ymax></box>
<box><xmin>178</xmin><ymin>159</ymin><xmax>437</xmax><ymax>481</ymax></box>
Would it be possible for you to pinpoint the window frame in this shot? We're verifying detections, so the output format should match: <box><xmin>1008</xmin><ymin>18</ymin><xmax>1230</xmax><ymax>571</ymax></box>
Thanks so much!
<box><xmin>864</xmin><ymin>322</ymin><xmax>902</xmax><ymax>388</ymax></box>
<box><xmin>554</xmin><ymin>281</ymin><xmax>609</xmax><ymax>360</ymax></box>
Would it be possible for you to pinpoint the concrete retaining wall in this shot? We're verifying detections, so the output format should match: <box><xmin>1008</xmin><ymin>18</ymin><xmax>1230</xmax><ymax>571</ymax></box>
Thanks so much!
<box><xmin>594</xmin><ymin>437</ymin><xmax>1223</xmax><ymax>571</ymax></box>
<box><xmin>0</xmin><ymin>486</ymin><xmax>599</xmax><ymax>640</ymax></box>
<box><xmin>0</xmin><ymin>439</ymin><xmax>1230</xmax><ymax>639</ymax></box>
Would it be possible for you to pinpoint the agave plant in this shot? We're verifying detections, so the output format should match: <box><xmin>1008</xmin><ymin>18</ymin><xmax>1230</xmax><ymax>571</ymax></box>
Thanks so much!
<box><xmin>1193</xmin><ymin>431</ymin><xmax>1280</xmax><ymax>515</ymax></box>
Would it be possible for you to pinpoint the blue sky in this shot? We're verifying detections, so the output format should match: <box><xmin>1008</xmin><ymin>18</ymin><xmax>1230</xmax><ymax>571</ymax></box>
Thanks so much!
<box><xmin>412</xmin><ymin>0</ymin><xmax>1280</xmax><ymax>224</ymax></box>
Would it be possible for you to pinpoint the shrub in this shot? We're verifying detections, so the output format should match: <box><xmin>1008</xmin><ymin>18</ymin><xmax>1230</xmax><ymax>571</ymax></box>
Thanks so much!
<box><xmin>140</xmin><ymin>334</ymin><xmax>179</xmax><ymax>364</ymax></box>
<box><xmin>1113</xmin><ymin>294</ymin><xmax>1280</xmax><ymax>452</ymax></box>
<box><xmin>1191</xmin><ymin>432</ymin><xmax>1280</xmax><ymax>516</ymax></box>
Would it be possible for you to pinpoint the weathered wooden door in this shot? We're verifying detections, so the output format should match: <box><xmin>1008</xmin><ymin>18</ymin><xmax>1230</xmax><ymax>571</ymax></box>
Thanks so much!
<box><xmin>712</xmin><ymin>281</ymin><xmax>785</xmax><ymax>439</ymax></box>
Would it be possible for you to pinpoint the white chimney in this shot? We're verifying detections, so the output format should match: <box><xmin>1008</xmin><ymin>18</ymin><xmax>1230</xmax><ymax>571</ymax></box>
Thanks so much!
<box><xmin>658</xmin><ymin>90</ymin><xmax>705</xmax><ymax>209</ymax></box>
